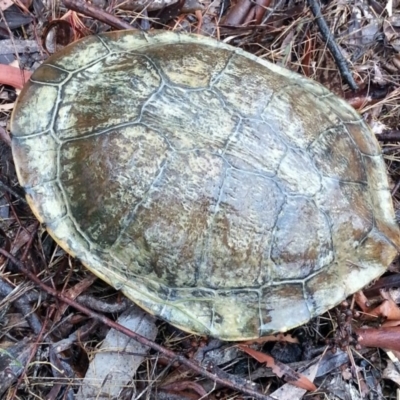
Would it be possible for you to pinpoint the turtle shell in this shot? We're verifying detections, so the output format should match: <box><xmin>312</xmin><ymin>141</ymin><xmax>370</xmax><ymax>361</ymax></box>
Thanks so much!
<box><xmin>10</xmin><ymin>30</ymin><xmax>400</xmax><ymax>340</ymax></box>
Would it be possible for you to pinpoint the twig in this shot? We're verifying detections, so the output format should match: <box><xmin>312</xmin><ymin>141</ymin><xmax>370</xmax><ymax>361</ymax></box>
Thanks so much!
<box><xmin>0</xmin><ymin>248</ymin><xmax>272</xmax><ymax>400</ymax></box>
<box><xmin>306</xmin><ymin>0</ymin><xmax>358</xmax><ymax>90</ymax></box>
<box><xmin>62</xmin><ymin>0</ymin><xmax>133</xmax><ymax>30</ymax></box>
<box><xmin>0</xmin><ymin>179</ymin><xmax>26</xmax><ymax>204</ymax></box>
<box><xmin>376</xmin><ymin>131</ymin><xmax>400</xmax><ymax>142</ymax></box>
<box><xmin>391</xmin><ymin>179</ymin><xmax>400</xmax><ymax>197</ymax></box>
<box><xmin>76</xmin><ymin>294</ymin><xmax>130</xmax><ymax>313</ymax></box>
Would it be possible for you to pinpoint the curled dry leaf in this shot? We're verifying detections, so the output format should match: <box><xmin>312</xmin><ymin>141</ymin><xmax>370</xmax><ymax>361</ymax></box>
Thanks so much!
<box><xmin>374</xmin><ymin>297</ymin><xmax>400</xmax><ymax>321</ymax></box>
<box><xmin>369</xmin><ymin>119</ymin><xmax>388</xmax><ymax>136</ymax></box>
<box><xmin>0</xmin><ymin>339</ymin><xmax>35</xmax><ymax>397</ymax></box>
<box><xmin>355</xmin><ymin>290</ymin><xmax>400</xmax><ymax>321</ymax></box>
<box><xmin>355</xmin><ymin>326</ymin><xmax>400</xmax><ymax>352</ymax></box>
<box><xmin>238</xmin><ymin>345</ymin><xmax>317</xmax><ymax>392</ymax></box>
<box><xmin>42</xmin><ymin>19</ymin><xmax>76</xmax><ymax>54</ymax></box>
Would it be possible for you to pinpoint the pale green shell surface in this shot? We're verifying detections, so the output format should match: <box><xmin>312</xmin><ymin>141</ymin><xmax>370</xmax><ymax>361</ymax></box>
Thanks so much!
<box><xmin>11</xmin><ymin>30</ymin><xmax>400</xmax><ymax>340</ymax></box>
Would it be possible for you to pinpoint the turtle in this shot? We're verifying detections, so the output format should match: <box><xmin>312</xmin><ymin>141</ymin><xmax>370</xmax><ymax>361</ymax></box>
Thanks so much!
<box><xmin>10</xmin><ymin>30</ymin><xmax>400</xmax><ymax>341</ymax></box>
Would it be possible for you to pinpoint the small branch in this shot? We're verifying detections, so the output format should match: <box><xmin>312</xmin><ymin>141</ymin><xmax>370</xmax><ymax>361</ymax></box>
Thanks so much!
<box><xmin>62</xmin><ymin>0</ymin><xmax>133</xmax><ymax>30</ymax></box>
<box><xmin>0</xmin><ymin>179</ymin><xmax>26</xmax><ymax>204</ymax></box>
<box><xmin>306</xmin><ymin>0</ymin><xmax>358</xmax><ymax>90</ymax></box>
<box><xmin>376</xmin><ymin>131</ymin><xmax>400</xmax><ymax>142</ymax></box>
<box><xmin>0</xmin><ymin>248</ymin><xmax>272</xmax><ymax>400</ymax></box>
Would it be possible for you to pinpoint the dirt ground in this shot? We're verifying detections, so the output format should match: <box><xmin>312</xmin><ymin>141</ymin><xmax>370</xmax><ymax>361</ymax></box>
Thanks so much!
<box><xmin>2</xmin><ymin>0</ymin><xmax>400</xmax><ymax>399</ymax></box>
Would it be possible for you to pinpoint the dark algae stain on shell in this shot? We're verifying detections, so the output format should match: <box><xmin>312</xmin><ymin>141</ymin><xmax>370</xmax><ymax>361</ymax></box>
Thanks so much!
<box><xmin>10</xmin><ymin>30</ymin><xmax>400</xmax><ymax>340</ymax></box>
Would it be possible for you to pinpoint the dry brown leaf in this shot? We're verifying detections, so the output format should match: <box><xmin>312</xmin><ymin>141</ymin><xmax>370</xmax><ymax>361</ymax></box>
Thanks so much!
<box><xmin>270</xmin><ymin>358</ymin><xmax>320</xmax><ymax>400</ymax></box>
<box><xmin>0</xmin><ymin>64</ymin><xmax>31</xmax><ymax>89</ymax></box>
<box><xmin>223</xmin><ymin>0</ymin><xmax>252</xmax><ymax>25</ymax></box>
<box><xmin>161</xmin><ymin>380</ymin><xmax>208</xmax><ymax>397</ymax></box>
<box><xmin>355</xmin><ymin>290</ymin><xmax>400</xmax><ymax>321</ymax></box>
<box><xmin>238</xmin><ymin>345</ymin><xmax>317</xmax><ymax>392</ymax></box>
<box><xmin>244</xmin><ymin>333</ymin><xmax>299</xmax><ymax>345</ymax></box>
<box><xmin>383</xmin><ymin>320</ymin><xmax>400</xmax><ymax>328</ymax></box>
<box><xmin>53</xmin><ymin>274</ymin><xmax>98</xmax><ymax>323</ymax></box>
<box><xmin>371</xmin><ymin>298</ymin><xmax>400</xmax><ymax>320</ymax></box>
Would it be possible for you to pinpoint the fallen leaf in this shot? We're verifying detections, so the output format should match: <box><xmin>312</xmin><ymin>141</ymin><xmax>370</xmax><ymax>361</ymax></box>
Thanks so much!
<box><xmin>355</xmin><ymin>290</ymin><xmax>400</xmax><ymax>321</ymax></box>
<box><xmin>382</xmin><ymin>360</ymin><xmax>400</xmax><ymax>386</ymax></box>
<box><xmin>244</xmin><ymin>333</ymin><xmax>299</xmax><ymax>345</ymax></box>
<box><xmin>76</xmin><ymin>306</ymin><xmax>158</xmax><ymax>400</ymax></box>
<box><xmin>0</xmin><ymin>64</ymin><xmax>31</xmax><ymax>89</ymax></box>
<box><xmin>0</xmin><ymin>0</ymin><xmax>14</xmax><ymax>11</ymax></box>
<box><xmin>238</xmin><ymin>345</ymin><xmax>316</xmax><ymax>392</ymax></box>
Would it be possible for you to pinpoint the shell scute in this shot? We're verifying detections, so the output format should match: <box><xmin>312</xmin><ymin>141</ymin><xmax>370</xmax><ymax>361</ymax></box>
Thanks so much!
<box><xmin>260</xmin><ymin>284</ymin><xmax>311</xmax><ymax>334</ymax></box>
<box><xmin>276</xmin><ymin>147</ymin><xmax>322</xmax><ymax>195</ymax></box>
<box><xmin>309</xmin><ymin>127</ymin><xmax>367</xmax><ymax>183</ymax></box>
<box><xmin>50</xmin><ymin>35</ymin><xmax>109</xmax><ymax>71</ymax></box>
<box><xmin>144</xmin><ymin>43</ymin><xmax>232</xmax><ymax>88</ymax></box>
<box><xmin>55</xmin><ymin>53</ymin><xmax>161</xmax><ymax>139</ymax></box>
<box><xmin>203</xmin><ymin>168</ymin><xmax>284</xmax><ymax>288</ymax></box>
<box><xmin>212</xmin><ymin>54</ymin><xmax>281</xmax><ymax>117</ymax></box>
<box><xmin>12</xmin><ymin>134</ymin><xmax>58</xmax><ymax>186</ymax></box>
<box><xmin>345</xmin><ymin>122</ymin><xmax>381</xmax><ymax>155</ymax></box>
<box><xmin>10</xmin><ymin>83</ymin><xmax>58</xmax><ymax>137</ymax></box>
<box><xmin>270</xmin><ymin>197</ymin><xmax>333</xmax><ymax>280</ymax></box>
<box><xmin>141</xmin><ymin>87</ymin><xmax>240</xmax><ymax>151</ymax></box>
<box><xmin>25</xmin><ymin>182</ymin><xmax>67</xmax><ymax>223</ymax></box>
<box><xmin>317</xmin><ymin>180</ymin><xmax>374</xmax><ymax>253</ymax></box>
<box><xmin>31</xmin><ymin>64</ymin><xmax>69</xmax><ymax>84</ymax></box>
<box><xmin>60</xmin><ymin>125</ymin><xmax>171</xmax><ymax>246</ymax></box>
<box><xmin>223</xmin><ymin>119</ymin><xmax>287</xmax><ymax>177</ymax></box>
<box><xmin>262</xmin><ymin>84</ymin><xmax>342</xmax><ymax>149</ymax></box>
<box><xmin>224</xmin><ymin>118</ymin><xmax>287</xmax><ymax>176</ymax></box>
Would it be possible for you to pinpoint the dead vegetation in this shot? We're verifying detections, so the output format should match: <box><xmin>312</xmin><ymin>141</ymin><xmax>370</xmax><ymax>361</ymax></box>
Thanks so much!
<box><xmin>2</xmin><ymin>0</ymin><xmax>400</xmax><ymax>399</ymax></box>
